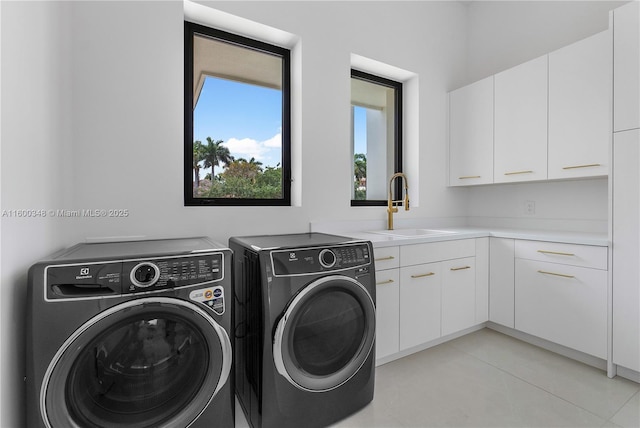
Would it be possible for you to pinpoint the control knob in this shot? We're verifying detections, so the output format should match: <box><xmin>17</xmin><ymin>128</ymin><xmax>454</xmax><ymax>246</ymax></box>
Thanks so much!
<box><xmin>319</xmin><ymin>249</ymin><xmax>337</xmax><ymax>268</ymax></box>
<box><xmin>130</xmin><ymin>262</ymin><xmax>160</xmax><ymax>288</ymax></box>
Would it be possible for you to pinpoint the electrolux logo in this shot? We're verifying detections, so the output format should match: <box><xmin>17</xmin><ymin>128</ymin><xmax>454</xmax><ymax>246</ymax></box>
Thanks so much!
<box><xmin>76</xmin><ymin>267</ymin><xmax>92</xmax><ymax>280</ymax></box>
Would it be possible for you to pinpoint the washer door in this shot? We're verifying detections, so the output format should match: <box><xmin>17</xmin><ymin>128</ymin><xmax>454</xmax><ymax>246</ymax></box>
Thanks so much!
<box><xmin>41</xmin><ymin>297</ymin><xmax>231</xmax><ymax>428</ymax></box>
<box><xmin>273</xmin><ymin>275</ymin><xmax>375</xmax><ymax>392</ymax></box>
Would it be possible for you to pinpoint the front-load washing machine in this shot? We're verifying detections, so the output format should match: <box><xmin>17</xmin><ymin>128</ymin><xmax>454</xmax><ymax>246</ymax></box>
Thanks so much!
<box><xmin>229</xmin><ymin>233</ymin><xmax>376</xmax><ymax>428</ymax></box>
<box><xmin>26</xmin><ymin>237</ymin><xmax>234</xmax><ymax>428</ymax></box>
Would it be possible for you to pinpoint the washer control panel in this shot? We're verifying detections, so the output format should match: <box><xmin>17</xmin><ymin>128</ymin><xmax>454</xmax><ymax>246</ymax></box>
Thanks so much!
<box><xmin>271</xmin><ymin>243</ymin><xmax>371</xmax><ymax>276</ymax></box>
<box><xmin>45</xmin><ymin>252</ymin><xmax>225</xmax><ymax>300</ymax></box>
<box><xmin>123</xmin><ymin>253</ymin><xmax>224</xmax><ymax>293</ymax></box>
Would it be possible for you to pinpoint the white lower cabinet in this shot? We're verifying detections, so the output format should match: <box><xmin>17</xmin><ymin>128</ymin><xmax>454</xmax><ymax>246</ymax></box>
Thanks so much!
<box><xmin>514</xmin><ymin>241</ymin><xmax>608</xmax><ymax>359</ymax></box>
<box><xmin>475</xmin><ymin>238</ymin><xmax>490</xmax><ymax>324</ymax></box>
<box><xmin>399</xmin><ymin>262</ymin><xmax>442</xmax><ymax>350</ymax></box>
<box><xmin>373</xmin><ymin>236</ymin><xmax>609</xmax><ymax>365</ymax></box>
<box><xmin>375</xmin><ymin>268</ymin><xmax>400</xmax><ymax>359</ymax></box>
<box><xmin>374</xmin><ymin>246</ymin><xmax>400</xmax><ymax>360</ymax></box>
<box><xmin>399</xmin><ymin>239</ymin><xmax>480</xmax><ymax>350</ymax></box>
<box><xmin>489</xmin><ymin>238</ymin><xmax>515</xmax><ymax>328</ymax></box>
<box><xmin>442</xmin><ymin>257</ymin><xmax>477</xmax><ymax>336</ymax></box>
<box><xmin>374</xmin><ymin>238</ymin><xmax>482</xmax><ymax>358</ymax></box>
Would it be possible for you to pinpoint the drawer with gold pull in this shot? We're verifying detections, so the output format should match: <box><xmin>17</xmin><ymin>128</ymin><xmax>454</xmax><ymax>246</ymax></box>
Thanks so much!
<box><xmin>373</xmin><ymin>246</ymin><xmax>400</xmax><ymax>270</ymax></box>
<box><xmin>514</xmin><ymin>240</ymin><xmax>607</xmax><ymax>270</ymax></box>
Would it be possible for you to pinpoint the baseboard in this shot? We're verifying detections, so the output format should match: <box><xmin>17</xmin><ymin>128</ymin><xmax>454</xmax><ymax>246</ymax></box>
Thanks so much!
<box><xmin>486</xmin><ymin>322</ymin><xmax>608</xmax><ymax>372</ymax></box>
<box><xmin>615</xmin><ymin>365</ymin><xmax>640</xmax><ymax>384</ymax></box>
<box><xmin>375</xmin><ymin>323</ymin><xmax>486</xmax><ymax>367</ymax></box>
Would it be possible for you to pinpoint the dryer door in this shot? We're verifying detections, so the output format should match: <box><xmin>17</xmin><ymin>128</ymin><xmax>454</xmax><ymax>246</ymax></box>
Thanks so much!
<box><xmin>41</xmin><ymin>297</ymin><xmax>231</xmax><ymax>428</ymax></box>
<box><xmin>273</xmin><ymin>275</ymin><xmax>375</xmax><ymax>392</ymax></box>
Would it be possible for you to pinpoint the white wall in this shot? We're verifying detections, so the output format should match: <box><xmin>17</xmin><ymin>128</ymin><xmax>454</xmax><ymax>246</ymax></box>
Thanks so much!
<box><xmin>55</xmin><ymin>0</ymin><xmax>471</xmax><ymax>245</ymax></box>
<box><xmin>1</xmin><ymin>2</ymin><xmax>75</xmax><ymax>426</ymax></box>
<box><xmin>465</xmin><ymin>0</ymin><xmax>626</xmax><ymax>83</ymax></box>
<box><xmin>461</xmin><ymin>0</ymin><xmax>625</xmax><ymax>233</ymax></box>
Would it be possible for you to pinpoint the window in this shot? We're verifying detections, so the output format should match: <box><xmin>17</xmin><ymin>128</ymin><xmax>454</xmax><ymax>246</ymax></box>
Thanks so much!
<box><xmin>350</xmin><ymin>70</ymin><xmax>402</xmax><ymax>206</ymax></box>
<box><xmin>184</xmin><ymin>22</ymin><xmax>291</xmax><ymax>206</ymax></box>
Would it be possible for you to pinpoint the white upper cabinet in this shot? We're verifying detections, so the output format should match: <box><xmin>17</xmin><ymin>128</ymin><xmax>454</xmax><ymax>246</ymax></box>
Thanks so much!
<box><xmin>449</xmin><ymin>76</ymin><xmax>494</xmax><ymax>186</ymax></box>
<box><xmin>614</xmin><ymin>1</ymin><xmax>640</xmax><ymax>132</ymax></box>
<box><xmin>494</xmin><ymin>55</ymin><xmax>548</xmax><ymax>183</ymax></box>
<box><xmin>548</xmin><ymin>30</ymin><xmax>611</xmax><ymax>180</ymax></box>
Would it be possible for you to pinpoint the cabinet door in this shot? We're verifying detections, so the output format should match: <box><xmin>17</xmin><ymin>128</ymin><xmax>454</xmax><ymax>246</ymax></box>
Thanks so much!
<box><xmin>494</xmin><ymin>55</ymin><xmax>548</xmax><ymax>183</ymax></box>
<box><xmin>614</xmin><ymin>1</ymin><xmax>640</xmax><ymax>132</ymax></box>
<box><xmin>449</xmin><ymin>76</ymin><xmax>494</xmax><ymax>186</ymax></box>
<box><xmin>442</xmin><ymin>257</ymin><xmax>476</xmax><ymax>336</ymax></box>
<box><xmin>489</xmin><ymin>238</ymin><xmax>515</xmax><ymax>328</ymax></box>
<box><xmin>375</xmin><ymin>268</ymin><xmax>400</xmax><ymax>360</ymax></box>
<box><xmin>612</xmin><ymin>129</ymin><xmax>640</xmax><ymax>371</ymax></box>
<box><xmin>475</xmin><ymin>238</ymin><xmax>489</xmax><ymax>323</ymax></box>
<box><xmin>515</xmin><ymin>259</ymin><xmax>607</xmax><ymax>359</ymax></box>
<box><xmin>548</xmin><ymin>30</ymin><xmax>611</xmax><ymax>179</ymax></box>
<box><xmin>399</xmin><ymin>263</ymin><xmax>441</xmax><ymax>350</ymax></box>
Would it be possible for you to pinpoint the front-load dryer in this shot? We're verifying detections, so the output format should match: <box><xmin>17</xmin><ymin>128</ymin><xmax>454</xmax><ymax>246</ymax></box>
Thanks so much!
<box><xmin>26</xmin><ymin>237</ymin><xmax>234</xmax><ymax>428</ymax></box>
<box><xmin>229</xmin><ymin>233</ymin><xmax>376</xmax><ymax>428</ymax></box>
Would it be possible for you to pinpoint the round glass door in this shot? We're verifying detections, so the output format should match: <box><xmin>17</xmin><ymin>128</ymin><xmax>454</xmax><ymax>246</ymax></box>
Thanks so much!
<box><xmin>273</xmin><ymin>275</ymin><xmax>375</xmax><ymax>392</ymax></box>
<box><xmin>42</xmin><ymin>297</ymin><xmax>231</xmax><ymax>428</ymax></box>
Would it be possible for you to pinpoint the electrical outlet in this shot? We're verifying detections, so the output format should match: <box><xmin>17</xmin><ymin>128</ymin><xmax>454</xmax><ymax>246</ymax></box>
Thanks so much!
<box><xmin>524</xmin><ymin>200</ymin><xmax>536</xmax><ymax>215</ymax></box>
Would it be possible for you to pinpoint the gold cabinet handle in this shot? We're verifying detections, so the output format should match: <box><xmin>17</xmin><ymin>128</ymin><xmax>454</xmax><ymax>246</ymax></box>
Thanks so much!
<box><xmin>376</xmin><ymin>279</ymin><xmax>395</xmax><ymax>286</ymax></box>
<box><xmin>538</xmin><ymin>270</ymin><xmax>575</xmax><ymax>279</ymax></box>
<box><xmin>504</xmin><ymin>170</ymin><xmax>533</xmax><ymax>176</ymax></box>
<box><xmin>411</xmin><ymin>272</ymin><xmax>435</xmax><ymax>279</ymax></box>
<box><xmin>375</xmin><ymin>256</ymin><xmax>395</xmax><ymax>262</ymax></box>
<box><xmin>459</xmin><ymin>175</ymin><xmax>481</xmax><ymax>180</ymax></box>
<box><xmin>450</xmin><ymin>266</ymin><xmax>471</xmax><ymax>271</ymax></box>
<box><xmin>562</xmin><ymin>163</ymin><xmax>601</xmax><ymax>170</ymax></box>
<box><xmin>537</xmin><ymin>250</ymin><xmax>575</xmax><ymax>256</ymax></box>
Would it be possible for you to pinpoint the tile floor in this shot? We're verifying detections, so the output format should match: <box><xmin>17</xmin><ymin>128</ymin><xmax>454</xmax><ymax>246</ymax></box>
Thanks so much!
<box><xmin>235</xmin><ymin>328</ymin><xmax>640</xmax><ymax>427</ymax></box>
<box><xmin>334</xmin><ymin>328</ymin><xmax>640</xmax><ymax>427</ymax></box>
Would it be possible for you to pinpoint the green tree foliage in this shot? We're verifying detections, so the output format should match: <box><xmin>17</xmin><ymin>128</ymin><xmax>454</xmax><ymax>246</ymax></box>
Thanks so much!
<box><xmin>193</xmin><ymin>139</ymin><xmax>282</xmax><ymax>199</ymax></box>
<box><xmin>354</xmin><ymin>153</ymin><xmax>367</xmax><ymax>200</ymax></box>
<box><xmin>192</xmin><ymin>140</ymin><xmax>204</xmax><ymax>190</ymax></box>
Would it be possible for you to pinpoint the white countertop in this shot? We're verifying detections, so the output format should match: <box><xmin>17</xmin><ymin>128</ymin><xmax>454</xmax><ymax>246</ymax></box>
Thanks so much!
<box><xmin>340</xmin><ymin>227</ymin><xmax>609</xmax><ymax>248</ymax></box>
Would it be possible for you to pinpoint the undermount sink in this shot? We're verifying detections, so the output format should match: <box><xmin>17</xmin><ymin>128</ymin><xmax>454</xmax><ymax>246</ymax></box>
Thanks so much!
<box><xmin>368</xmin><ymin>228</ymin><xmax>456</xmax><ymax>237</ymax></box>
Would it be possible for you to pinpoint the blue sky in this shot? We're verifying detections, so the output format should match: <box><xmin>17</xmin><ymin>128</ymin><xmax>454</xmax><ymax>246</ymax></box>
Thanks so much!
<box><xmin>194</xmin><ymin>77</ymin><xmax>283</xmax><ymax>174</ymax></box>
<box><xmin>353</xmin><ymin>106</ymin><xmax>367</xmax><ymax>156</ymax></box>
<box><xmin>194</xmin><ymin>76</ymin><xmax>368</xmax><ymax>177</ymax></box>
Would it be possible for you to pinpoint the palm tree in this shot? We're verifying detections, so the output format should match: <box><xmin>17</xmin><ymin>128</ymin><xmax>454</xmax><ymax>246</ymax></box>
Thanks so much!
<box><xmin>193</xmin><ymin>140</ymin><xmax>204</xmax><ymax>190</ymax></box>
<box><xmin>202</xmin><ymin>137</ymin><xmax>234</xmax><ymax>180</ymax></box>
<box><xmin>354</xmin><ymin>153</ymin><xmax>367</xmax><ymax>182</ymax></box>
<box><xmin>247</xmin><ymin>157</ymin><xmax>263</xmax><ymax>169</ymax></box>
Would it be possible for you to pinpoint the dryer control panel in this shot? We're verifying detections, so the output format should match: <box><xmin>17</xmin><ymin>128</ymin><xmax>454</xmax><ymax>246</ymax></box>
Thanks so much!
<box><xmin>270</xmin><ymin>243</ymin><xmax>371</xmax><ymax>276</ymax></box>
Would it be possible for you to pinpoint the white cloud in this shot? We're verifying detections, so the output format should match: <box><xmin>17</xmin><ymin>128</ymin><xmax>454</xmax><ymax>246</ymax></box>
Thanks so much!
<box><xmin>225</xmin><ymin>133</ymin><xmax>281</xmax><ymax>160</ymax></box>
<box><xmin>225</xmin><ymin>137</ymin><xmax>267</xmax><ymax>160</ymax></box>
<box><xmin>263</xmin><ymin>133</ymin><xmax>281</xmax><ymax>148</ymax></box>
